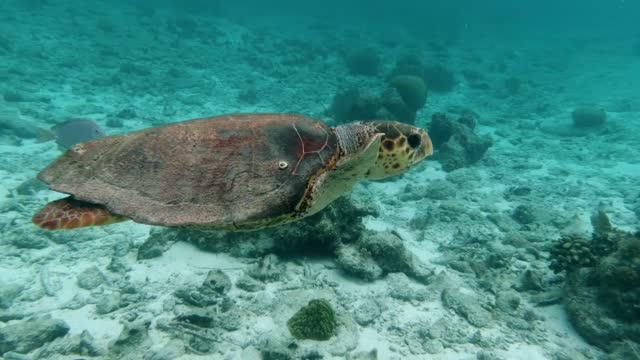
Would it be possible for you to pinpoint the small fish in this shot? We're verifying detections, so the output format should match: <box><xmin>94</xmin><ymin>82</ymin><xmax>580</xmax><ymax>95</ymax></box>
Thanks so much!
<box><xmin>38</xmin><ymin>118</ymin><xmax>106</xmax><ymax>148</ymax></box>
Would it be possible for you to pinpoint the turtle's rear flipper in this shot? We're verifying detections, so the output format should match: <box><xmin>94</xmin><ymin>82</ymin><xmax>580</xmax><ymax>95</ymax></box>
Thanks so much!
<box><xmin>32</xmin><ymin>196</ymin><xmax>126</xmax><ymax>230</ymax></box>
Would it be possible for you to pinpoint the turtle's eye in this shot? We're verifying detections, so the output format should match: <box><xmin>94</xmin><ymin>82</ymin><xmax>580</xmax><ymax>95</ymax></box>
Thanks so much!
<box><xmin>407</xmin><ymin>133</ymin><xmax>421</xmax><ymax>149</ymax></box>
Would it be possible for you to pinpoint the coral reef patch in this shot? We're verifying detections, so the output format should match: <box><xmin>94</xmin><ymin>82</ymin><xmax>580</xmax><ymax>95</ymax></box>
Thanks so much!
<box><xmin>427</xmin><ymin>112</ymin><xmax>492</xmax><ymax>171</ymax></box>
<box><xmin>551</xmin><ymin>211</ymin><xmax>640</xmax><ymax>352</ymax></box>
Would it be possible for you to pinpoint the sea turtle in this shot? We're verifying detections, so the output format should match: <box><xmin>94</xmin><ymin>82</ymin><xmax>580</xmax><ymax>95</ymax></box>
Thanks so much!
<box><xmin>32</xmin><ymin>114</ymin><xmax>432</xmax><ymax>231</ymax></box>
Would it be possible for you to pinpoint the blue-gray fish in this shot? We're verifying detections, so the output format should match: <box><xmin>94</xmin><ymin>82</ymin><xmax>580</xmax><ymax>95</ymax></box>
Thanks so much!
<box><xmin>48</xmin><ymin>118</ymin><xmax>106</xmax><ymax>148</ymax></box>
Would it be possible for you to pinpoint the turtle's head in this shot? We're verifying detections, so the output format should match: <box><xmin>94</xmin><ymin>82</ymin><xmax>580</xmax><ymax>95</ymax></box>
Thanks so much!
<box><xmin>333</xmin><ymin>121</ymin><xmax>432</xmax><ymax>180</ymax></box>
<box><xmin>366</xmin><ymin>121</ymin><xmax>432</xmax><ymax>179</ymax></box>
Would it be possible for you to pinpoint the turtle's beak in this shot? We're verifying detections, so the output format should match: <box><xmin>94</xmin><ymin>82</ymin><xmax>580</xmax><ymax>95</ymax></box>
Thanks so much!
<box><xmin>409</xmin><ymin>128</ymin><xmax>433</xmax><ymax>165</ymax></box>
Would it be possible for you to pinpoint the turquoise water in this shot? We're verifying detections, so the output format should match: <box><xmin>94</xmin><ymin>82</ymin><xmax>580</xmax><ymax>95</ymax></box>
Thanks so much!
<box><xmin>1</xmin><ymin>1</ymin><xmax>639</xmax><ymax>359</ymax></box>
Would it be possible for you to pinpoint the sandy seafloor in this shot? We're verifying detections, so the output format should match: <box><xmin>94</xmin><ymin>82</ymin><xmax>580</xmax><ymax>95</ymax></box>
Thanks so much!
<box><xmin>1</xmin><ymin>2</ymin><xmax>640</xmax><ymax>360</ymax></box>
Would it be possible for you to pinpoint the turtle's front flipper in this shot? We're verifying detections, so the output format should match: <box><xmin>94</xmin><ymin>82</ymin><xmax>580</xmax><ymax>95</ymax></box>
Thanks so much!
<box><xmin>32</xmin><ymin>196</ymin><xmax>126</xmax><ymax>230</ymax></box>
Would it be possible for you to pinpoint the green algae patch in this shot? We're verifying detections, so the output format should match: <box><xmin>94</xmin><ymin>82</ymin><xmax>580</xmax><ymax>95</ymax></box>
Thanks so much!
<box><xmin>287</xmin><ymin>299</ymin><xmax>337</xmax><ymax>341</ymax></box>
